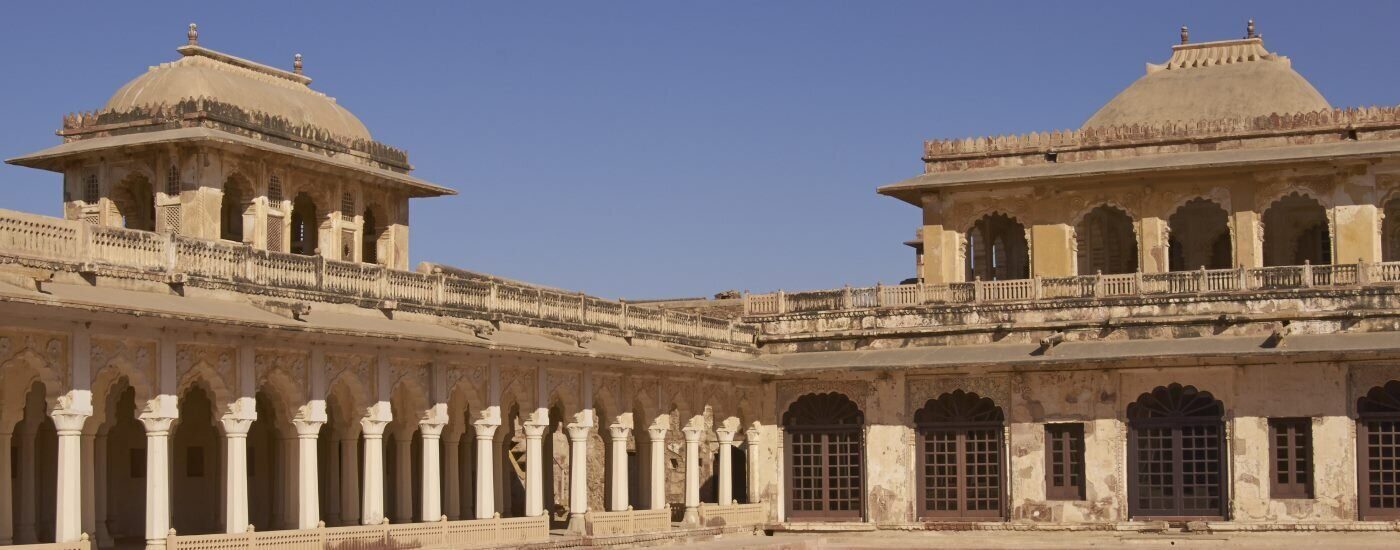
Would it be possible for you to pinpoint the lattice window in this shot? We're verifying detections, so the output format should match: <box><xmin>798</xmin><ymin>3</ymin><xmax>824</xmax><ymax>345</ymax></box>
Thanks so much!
<box><xmin>1046</xmin><ymin>423</ymin><xmax>1085</xmax><ymax>500</ymax></box>
<box><xmin>266</xmin><ymin>217</ymin><xmax>284</xmax><ymax>252</ymax></box>
<box><xmin>1268</xmin><ymin>418</ymin><xmax>1312</xmax><ymax>499</ymax></box>
<box><xmin>783</xmin><ymin>392</ymin><xmax>864</xmax><ymax>521</ymax></box>
<box><xmin>267</xmin><ymin>175</ymin><xmax>283</xmax><ymax>203</ymax></box>
<box><xmin>1358</xmin><ymin>380</ymin><xmax>1400</xmax><ymax>519</ymax></box>
<box><xmin>166</xmin><ymin>164</ymin><xmax>181</xmax><ymax>196</ymax></box>
<box><xmin>1127</xmin><ymin>383</ymin><xmax>1226</xmax><ymax>519</ymax></box>
<box><xmin>341</xmin><ymin>191</ymin><xmax>355</xmax><ymax>221</ymax></box>
<box><xmin>914</xmin><ymin>390</ymin><xmax>1005</xmax><ymax>519</ymax></box>
<box><xmin>160</xmin><ymin>204</ymin><xmax>182</xmax><ymax>235</ymax></box>
<box><xmin>84</xmin><ymin>174</ymin><xmax>99</xmax><ymax>204</ymax></box>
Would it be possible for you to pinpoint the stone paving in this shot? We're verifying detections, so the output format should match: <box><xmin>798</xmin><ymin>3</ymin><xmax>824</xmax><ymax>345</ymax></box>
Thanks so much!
<box><xmin>663</xmin><ymin>531</ymin><xmax>1400</xmax><ymax>549</ymax></box>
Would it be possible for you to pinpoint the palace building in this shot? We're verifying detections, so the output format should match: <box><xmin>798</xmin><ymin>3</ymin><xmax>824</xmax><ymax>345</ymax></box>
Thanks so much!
<box><xmin>2</xmin><ymin>21</ymin><xmax>1400</xmax><ymax>550</ymax></box>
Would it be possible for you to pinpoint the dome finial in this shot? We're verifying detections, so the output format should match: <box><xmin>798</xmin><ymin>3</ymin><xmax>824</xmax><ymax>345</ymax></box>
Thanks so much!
<box><xmin>187</xmin><ymin>23</ymin><xmax>199</xmax><ymax>46</ymax></box>
<box><xmin>294</xmin><ymin>53</ymin><xmax>303</xmax><ymax>75</ymax></box>
<box><xmin>1180</xmin><ymin>25</ymin><xmax>1189</xmax><ymax>44</ymax></box>
<box><xmin>1246</xmin><ymin>19</ymin><xmax>1256</xmax><ymax>39</ymax></box>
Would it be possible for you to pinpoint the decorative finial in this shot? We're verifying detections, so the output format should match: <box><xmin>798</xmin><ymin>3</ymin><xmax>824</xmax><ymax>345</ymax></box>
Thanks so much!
<box><xmin>293</xmin><ymin>53</ymin><xmax>303</xmax><ymax>75</ymax></box>
<box><xmin>187</xmin><ymin>23</ymin><xmax>198</xmax><ymax>46</ymax></box>
<box><xmin>1247</xmin><ymin>19</ymin><xmax>1255</xmax><ymax>39</ymax></box>
<box><xmin>1180</xmin><ymin>26</ymin><xmax>1189</xmax><ymax>44</ymax></box>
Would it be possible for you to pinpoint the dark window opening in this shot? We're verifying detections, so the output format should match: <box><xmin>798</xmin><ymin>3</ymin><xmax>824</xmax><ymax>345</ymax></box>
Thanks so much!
<box><xmin>1268</xmin><ymin>418</ymin><xmax>1312</xmax><ymax>499</ymax></box>
<box><xmin>1045</xmin><ymin>423</ymin><xmax>1086</xmax><ymax>500</ymax></box>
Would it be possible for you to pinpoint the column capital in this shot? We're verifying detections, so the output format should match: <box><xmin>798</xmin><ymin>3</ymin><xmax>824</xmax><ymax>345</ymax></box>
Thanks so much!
<box><xmin>49</xmin><ymin>409</ymin><xmax>91</xmax><ymax>435</ymax></box>
<box><xmin>608</xmin><ymin>424</ymin><xmax>632</xmax><ymax>441</ymax></box>
<box><xmin>681</xmin><ymin>425</ymin><xmax>702</xmax><ymax>443</ymax></box>
<box><xmin>418</xmin><ymin>420</ymin><xmax>446</xmax><ymax>438</ymax></box>
<box><xmin>139</xmin><ymin>415</ymin><xmax>177</xmax><ymax>435</ymax></box>
<box><xmin>221</xmin><ymin>418</ymin><xmax>253</xmax><ymax>437</ymax></box>
<box><xmin>647</xmin><ymin>425</ymin><xmax>668</xmax><ymax>440</ymax></box>
<box><xmin>292</xmin><ymin>419</ymin><xmax>324</xmax><ymax>437</ymax></box>
<box><xmin>566</xmin><ymin>423</ymin><xmax>591</xmax><ymax>442</ymax></box>
<box><xmin>472</xmin><ymin>421</ymin><xmax>499</xmax><ymax>440</ymax></box>
<box><xmin>715</xmin><ymin>427</ymin><xmax>736</xmax><ymax>444</ymax></box>
<box><xmin>744</xmin><ymin>427</ymin><xmax>761</xmax><ymax>444</ymax></box>
<box><xmin>360</xmin><ymin>417</ymin><xmax>390</xmax><ymax>437</ymax></box>
<box><xmin>523</xmin><ymin>422</ymin><xmax>548</xmax><ymax>439</ymax></box>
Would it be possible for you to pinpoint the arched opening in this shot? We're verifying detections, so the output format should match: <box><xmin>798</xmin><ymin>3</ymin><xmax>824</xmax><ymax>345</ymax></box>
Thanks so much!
<box><xmin>629</xmin><ymin>400</ymin><xmax>649</xmax><ymax>511</ymax></box>
<box><xmin>1383</xmin><ymin>197</ymin><xmax>1400</xmax><ymax>262</ymax></box>
<box><xmin>1263</xmin><ymin>192</ymin><xmax>1330</xmax><ymax>266</ymax></box>
<box><xmin>1168</xmin><ymin>198</ymin><xmax>1232</xmax><ymax>271</ymax></box>
<box><xmin>966</xmin><ymin>213</ymin><xmax>1029</xmax><ymax>281</ymax></box>
<box><xmin>290</xmin><ymin>193</ymin><xmax>320</xmax><ymax>256</ymax></box>
<box><xmin>1357</xmin><ymin>380</ymin><xmax>1400</xmax><ymax>519</ymax></box>
<box><xmin>172</xmin><ymin>386</ymin><xmax>221</xmax><ymax>535</ymax></box>
<box><xmin>102</xmin><ymin>384</ymin><xmax>146</xmax><ymax>546</ymax></box>
<box><xmin>111</xmin><ymin>173</ymin><xmax>155</xmax><ymax>232</ymax></box>
<box><xmin>9</xmin><ymin>382</ymin><xmax>58</xmax><ymax>543</ymax></box>
<box><xmin>362</xmin><ymin>207</ymin><xmax>385</xmax><ymax>265</ymax></box>
<box><xmin>545</xmin><ymin>404</ymin><xmax>566</xmax><ymax>528</ymax></box>
<box><xmin>783</xmin><ymin>392</ymin><xmax>863</xmax><ymax>521</ymax></box>
<box><xmin>220</xmin><ymin>176</ymin><xmax>253</xmax><ymax>243</ymax></box>
<box><xmin>1076</xmin><ymin>205</ymin><xmax>1138</xmax><ymax>275</ymax></box>
<box><xmin>247</xmin><ymin>389</ymin><xmax>293</xmax><ymax>529</ymax></box>
<box><xmin>500</xmin><ymin>404</ymin><xmax>527</xmax><ymax>518</ymax></box>
<box><xmin>1127</xmin><ymin>383</ymin><xmax>1226</xmax><ymax>519</ymax></box>
<box><xmin>590</xmin><ymin>405</ymin><xmax>609</xmax><ymax>514</ymax></box>
<box><xmin>914</xmin><ymin>390</ymin><xmax>1005</xmax><ymax>520</ymax></box>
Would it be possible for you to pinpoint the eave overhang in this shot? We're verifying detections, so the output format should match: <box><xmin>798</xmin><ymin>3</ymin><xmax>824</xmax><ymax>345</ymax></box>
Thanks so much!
<box><xmin>5</xmin><ymin>126</ymin><xmax>457</xmax><ymax>198</ymax></box>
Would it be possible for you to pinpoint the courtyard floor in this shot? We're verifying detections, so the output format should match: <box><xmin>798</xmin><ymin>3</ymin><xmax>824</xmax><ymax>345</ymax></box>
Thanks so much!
<box><xmin>660</xmin><ymin>530</ymin><xmax>1400</xmax><ymax>549</ymax></box>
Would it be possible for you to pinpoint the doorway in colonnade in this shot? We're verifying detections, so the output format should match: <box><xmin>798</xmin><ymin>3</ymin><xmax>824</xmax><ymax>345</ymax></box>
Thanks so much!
<box><xmin>1262</xmin><ymin>192</ymin><xmax>1330</xmax><ymax>266</ymax></box>
<box><xmin>782</xmin><ymin>392</ymin><xmax>864</xmax><ymax>521</ymax></box>
<box><xmin>171</xmin><ymin>386</ymin><xmax>221</xmax><ymax>535</ymax></box>
<box><xmin>6</xmin><ymin>382</ymin><xmax>58</xmax><ymax>543</ymax></box>
<box><xmin>100</xmin><ymin>385</ymin><xmax>146</xmax><ymax>547</ymax></box>
<box><xmin>247</xmin><ymin>390</ymin><xmax>294</xmax><ymax>530</ymax></box>
<box><xmin>1127</xmin><ymin>384</ymin><xmax>1227</xmax><ymax>520</ymax></box>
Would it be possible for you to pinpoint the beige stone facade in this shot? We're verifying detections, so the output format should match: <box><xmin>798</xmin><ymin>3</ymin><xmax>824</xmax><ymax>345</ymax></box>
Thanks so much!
<box><xmin>3</xmin><ymin>22</ymin><xmax>1400</xmax><ymax>550</ymax></box>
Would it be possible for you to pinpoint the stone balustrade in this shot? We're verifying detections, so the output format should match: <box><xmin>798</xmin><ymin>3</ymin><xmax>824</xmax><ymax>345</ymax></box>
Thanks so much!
<box><xmin>695</xmin><ymin>502</ymin><xmax>767</xmax><ymax>529</ymax></box>
<box><xmin>745</xmin><ymin>262</ymin><xmax>1400</xmax><ymax>316</ymax></box>
<box><xmin>164</xmin><ymin>516</ymin><xmax>548</xmax><ymax>550</ymax></box>
<box><xmin>1</xmin><ymin>538</ymin><xmax>91</xmax><ymax>550</ymax></box>
<box><xmin>0</xmin><ymin>208</ymin><xmax>755</xmax><ymax>347</ymax></box>
<box><xmin>584</xmin><ymin>508</ymin><xmax>672</xmax><ymax>536</ymax></box>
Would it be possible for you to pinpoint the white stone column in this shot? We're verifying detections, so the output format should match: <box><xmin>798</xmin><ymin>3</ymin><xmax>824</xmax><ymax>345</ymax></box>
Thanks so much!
<box><xmin>294</xmin><ymin>420</ymin><xmax>324</xmax><ymax>529</ymax></box>
<box><xmin>472</xmin><ymin>421</ymin><xmax>498</xmax><ymax>519</ymax></box>
<box><xmin>716</xmin><ymin>428</ymin><xmax>735</xmax><ymax>505</ymax></box>
<box><xmin>608</xmin><ymin>425</ymin><xmax>631</xmax><ymax>511</ymax></box>
<box><xmin>339</xmin><ymin>436</ymin><xmax>360</xmax><ymax>526</ymax></box>
<box><xmin>51</xmin><ymin>409</ymin><xmax>89</xmax><ymax>543</ymax></box>
<box><xmin>744</xmin><ymin>427</ymin><xmax>762</xmax><ymax>505</ymax></box>
<box><xmin>221</xmin><ymin>417</ymin><xmax>253</xmax><ymax>533</ymax></box>
<box><xmin>360</xmin><ymin>419</ymin><xmax>389</xmax><ymax>525</ymax></box>
<box><xmin>566</xmin><ymin>424</ymin><xmax>591</xmax><ymax>532</ymax></box>
<box><xmin>419</xmin><ymin>421</ymin><xmax>444</xmax><ymax>521</ymax></box>
<box><xmin>681</xmin><ymin>426</ymin><xmax>701</xmax><ymax>525</ymax></box>
<box><xmin>443</xmin><ymin>435</ymin><xmax>461</xmax><ymax>520</ymax></box>
<box><xmin>647</xmin><ymin>426</ymin><xmax>668</xmax><ymax>511</ymax></box>
<box><xmin>141</xmin><ymin>416</ymin><xmax>175</xmax><ymax>550</ymax></box>
<box><xmin>393</xmin><ymin>433</ymin><xmax>413</xmax><ymax>523</ymax></box>
<box><xmin>95</xmin><ymin>432</ymin><xmax>112</xmax><ymax>546</ymax></box>
<box><xmin>0</xmin><ymin>431</ymin><xmax>13</xmax><ymax>546</ymax></box>
<box><xmin>523</xmin><ymin>422</ymin><xmax>546</xmax><ymax>517</ymax></box>
<box><xmin>16</xmin><ymin>425</ymin><xmax>36</xmax><ymax>544</ymax></box>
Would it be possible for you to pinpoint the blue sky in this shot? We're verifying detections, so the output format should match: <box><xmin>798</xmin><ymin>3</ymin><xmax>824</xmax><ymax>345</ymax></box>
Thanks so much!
<box><xmin>3</xmin><ymin>2</ymin><xmax>1399</xmax><ymax>299</ymax></box>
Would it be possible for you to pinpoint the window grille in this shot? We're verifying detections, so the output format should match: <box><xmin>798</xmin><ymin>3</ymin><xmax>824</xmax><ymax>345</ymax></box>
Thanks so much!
<box><xmin>342</xmin><ymin>192</ymin><xmax>355</xmax><ymax>221</ymax></box>
<box><xmin>166</xmin><ymin>164</ymin><xmax>181</xmax><ymax>195</ymax></box>
<box><xmin>84</xmin><ymin>174</ymin><xmax>99</xmax><ymax>204</ymax></box>
<box><xmin>1045</xmin><ymin>424</ymin><xmax>1086</xmax><ymax>500</ymax></box>
<box><xmin>1268</xmin><ymin>418</ymin><xmax>1312</xmax><ymax>499</ymax></box>
<box><xmin>266</xmin><ymin>217</ymin><xmax>284</xmax><ymax>252</ymax></box>
<box><xmin>160</xmin><ymin>204</ymin><xmax>182</xmax><ymax>235</ymax></box>
<box><xmin>267</xmin><ymin>175</ymin><xmax>283</xmax><ymax>203</ymax></box>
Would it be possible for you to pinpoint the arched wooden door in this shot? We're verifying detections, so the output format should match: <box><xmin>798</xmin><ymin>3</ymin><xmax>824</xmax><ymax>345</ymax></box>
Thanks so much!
<box><xmin>1358</xmin><ymin>380</ymin><xmax>1400</xmax><ymax>520</ymax></box>
<box><xmin>783</xmin><ymin>392</ymin><xmax>864</xmax><ymax>521</ymax></box>
<box><xmin>1127</xmin><ymin>384</ymin><xmax>1227</xmax><ymax>520</ymax></box>
<box><xmin>915</xmin><ymin>390</ymin><xmax>1006</xmax><ymax>519</ymax></box>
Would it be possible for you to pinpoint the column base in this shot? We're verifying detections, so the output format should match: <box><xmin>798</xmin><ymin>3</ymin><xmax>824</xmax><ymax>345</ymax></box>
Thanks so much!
<box><xmin>682</xmin><ymin>506</ymin><xmax>699</xmax><ymax>527</ymax></box>
<box><xmin>567</xmin><ymin>512</ymin><xmax>587</xmax><ymax>534</ymax></box>
<box><xmin>146</xmin><ymin>538</ymin><xmax>168</xmax><ymax>550</ymax></box>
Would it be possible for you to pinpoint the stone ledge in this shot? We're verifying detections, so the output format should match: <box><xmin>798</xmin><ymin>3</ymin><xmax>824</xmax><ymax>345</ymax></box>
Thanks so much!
<box><xmin>868</xmin><ymin>521</ymin><xmax>1168</xmax><ymax>532</ymax></box>
<box><xmin>1185</xmin><ymin>520</ymin><xmax>1400</xmax><ymax>532</ymax></box>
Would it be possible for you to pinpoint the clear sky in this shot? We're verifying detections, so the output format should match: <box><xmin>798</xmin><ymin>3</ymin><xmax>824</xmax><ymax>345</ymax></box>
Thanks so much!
<box><xmin>3</xmin><ymin>2</ymin><xmax>1398</xmax><ymax>299</ymax></box>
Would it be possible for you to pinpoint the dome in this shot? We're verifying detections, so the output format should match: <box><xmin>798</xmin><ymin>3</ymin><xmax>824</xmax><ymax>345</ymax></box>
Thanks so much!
<box><xmin>104</xmin><ymin>45</ymin><xmax>371</xmax><ymax>141</ymax></box>
<box><xmin>1082</xmin><ymin>37</ymin><xmax>1330</xmax><ymax>129</ymax></box>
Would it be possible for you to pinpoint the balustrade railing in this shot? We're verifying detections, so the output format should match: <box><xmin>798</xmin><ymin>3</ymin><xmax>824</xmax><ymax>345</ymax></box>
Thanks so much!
<box><xmin>0</xmin><ymin>210</ymin><xmax>752</xmax><ymax>347</ymax></box>
<box><xmin>745</xmin><ymin>260</ymin><xmax>1400</xmax><ymax>315</ymax></box>
<box><xmin>695</xmin><ymin>502</ymin><xmax>767</xmax><ymax>528</ymax></box>
<box><xmin>165</xmin><ymin>516</ymin><xmax>548</xmax><ymax>550</ymax></box>
<box><xmin>584</xmin><ymin>508</ymin><xmax>672</xmax><ymax>536</ymax></box>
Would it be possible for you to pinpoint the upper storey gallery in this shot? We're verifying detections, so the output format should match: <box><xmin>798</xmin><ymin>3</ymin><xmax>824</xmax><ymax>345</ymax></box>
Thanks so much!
<box><xmin>5</xmin><ymin>25</ymin><xmax>455</xmax><ymax>271</ymax></box>
<box><xmin>883</xmin><ymin>25</ymin><xmax>1400</xmax><ymax>285</ymax></box>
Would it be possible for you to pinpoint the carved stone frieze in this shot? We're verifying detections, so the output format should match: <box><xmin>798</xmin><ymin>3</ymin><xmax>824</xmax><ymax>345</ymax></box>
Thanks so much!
<box><xmin>176</xmin><ymin>344</ymin><xmax>237</xmax><ymax>398</ymax></box>
<box><xmin>775</xmin><ymin>379</ymin><xmax>872</xmax><ymax>414</ymax></box>
<box><xmin>255</xmin><ymin>348</ymin><xmax>309</xmax><ymax>400</ymax></box>
<box><xmin>906</xmin><ymin>374</ymin><xmax>1012</xmax><ymax>413</ymax></box>
<box><xmin>326</xmin><ymin>353</ymin><xmax>374</xmax><ymax>396</ymax></box>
